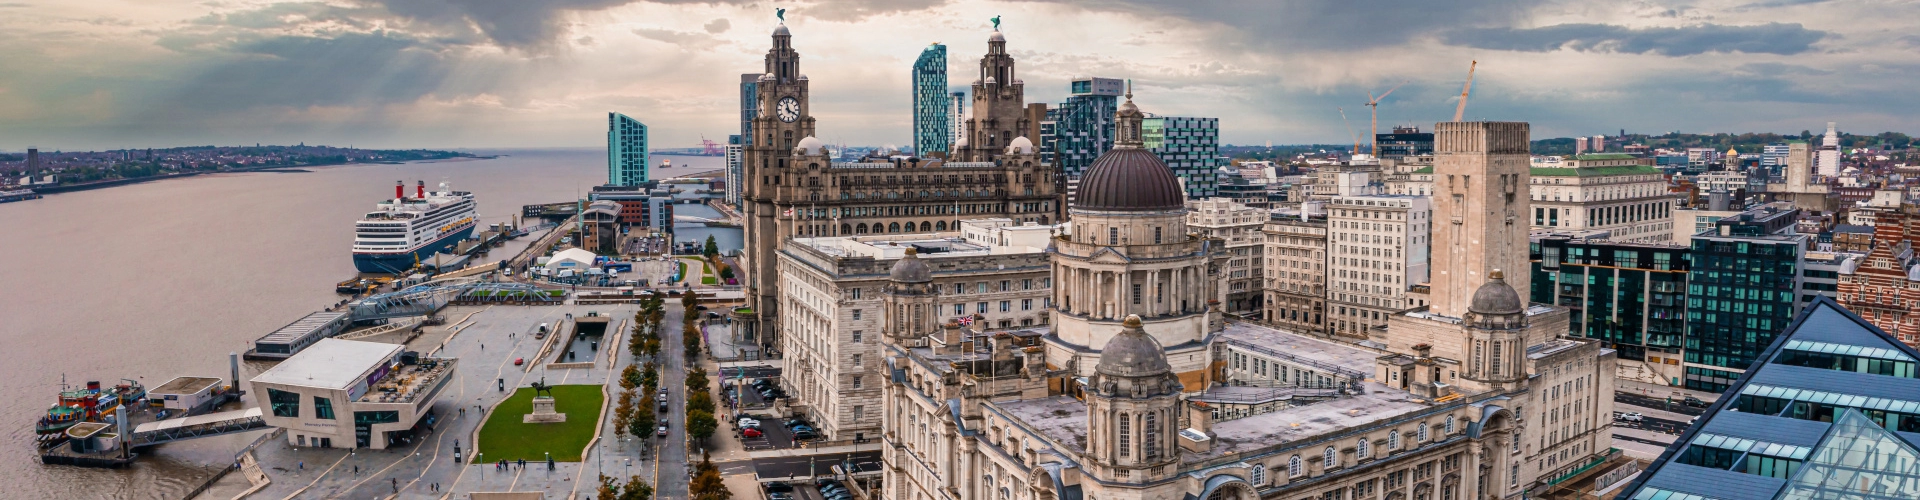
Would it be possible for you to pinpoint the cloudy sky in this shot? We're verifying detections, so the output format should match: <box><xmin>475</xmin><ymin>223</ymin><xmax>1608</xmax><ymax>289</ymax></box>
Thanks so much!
<box><xmin>1</xmin><ymin>0</ymin><xmax>1915</xmax><ymax>151</ymax></box>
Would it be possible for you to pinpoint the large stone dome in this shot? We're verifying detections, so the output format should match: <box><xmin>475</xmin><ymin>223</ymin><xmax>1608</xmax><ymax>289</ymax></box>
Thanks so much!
<box><xmin>1469</xmin><ymin>270</ymin><xmax>1525</xmax><ymax>316</ymax></box>
<box><xmin>1095</xmin><ymin>315</ymin><xmax>1173</xmax><ymax>378</ymax></box>
<box><xmin>889</xmin><ymin>248</ymin><xmax>932</xmax><ymax>283</ymax></box>
<box><xmin>1075</xmin><ymin>148</ymin><xmax>1185</xmax><ymax>212</ymax></box>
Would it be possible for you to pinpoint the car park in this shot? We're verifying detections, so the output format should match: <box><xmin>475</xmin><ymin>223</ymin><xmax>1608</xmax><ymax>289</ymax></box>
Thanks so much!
<box><xmin>739</xmin><ymin>418</ymin><xmax>761</xmax><ymax>429</ymax></box>
<box><xmin>792</xmin><ymin>429</ymin><xmax>819</xmax><ymax>440</ymax></box>
<box><xmin>743</xmin><ymin>428</ymin><xmax>763</xmax><ymax>438</ymax></box>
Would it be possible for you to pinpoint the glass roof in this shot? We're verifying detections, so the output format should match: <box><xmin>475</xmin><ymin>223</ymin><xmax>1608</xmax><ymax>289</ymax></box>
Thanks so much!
<box><xmin>1776</xmin><ymin>409</ymin><xmax>1920</xmax><ymax>500</ymax></box>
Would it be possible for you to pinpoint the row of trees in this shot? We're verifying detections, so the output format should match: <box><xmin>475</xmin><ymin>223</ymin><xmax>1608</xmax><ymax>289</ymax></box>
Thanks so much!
<box><xmin>614</xmin><ymin>297</ymin><xmax>667</xmax><ymax>449</ymax></box>
<box><xmin>596</xmin><ymin>474</ymin><xmax>653</xmax><ymax>500</ymax></box>
<box><xmin>682</xmin><ymin>292</ymin><xmax>731</xmax><ymax>500</ymax></box>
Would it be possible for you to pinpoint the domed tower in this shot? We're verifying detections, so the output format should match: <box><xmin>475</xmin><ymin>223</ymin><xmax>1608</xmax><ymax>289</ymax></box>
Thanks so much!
<box><xmin>882</xmin><ymin>248</ymin><xmax>940</xmax><ymax>344</ymax></box>
<box><xmin>1049</xmin><ymin>84</ymin><xmax>1225</xmax><ymax>381</ymax></box>
<box><xmin>1085</xmin><ymin>315</ymin><xmax>1185</xmax><ymax>482</ymax></box>
<box><xmin>1462</xmin><ymin>270</ymin><xmax>1529</xmax><ymax>390</ymax></box>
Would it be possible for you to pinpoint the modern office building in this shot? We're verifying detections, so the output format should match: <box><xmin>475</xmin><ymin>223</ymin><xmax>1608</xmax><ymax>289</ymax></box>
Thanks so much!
<box><xmin>948</xmin><ymin>90</ymin><xmax>966</xmax><ymax>151</ymax></box>
<box><xmin>251</xmin><ymin>338</ymin><xmax>456</xmax><ymax>450</ymax></box>
<box><xmin>910</xmin><ymin>43</ymin><xmax>949</xmax><ymax>156</ymax></box>
<box><xmin>1046</xmin><ymin>77</ymin><xmax>1124</xmax><ymax>179</ymax></box>
<box><xmin>1143</xmin><ymin>115</ymin><xmax>1223</xmax><ymax>198</ymax></box>
<box><xmin>1327</xmin><ymin>194</ymin><xmax>1430</xmax><ymax>338</ymax></box>
<box><xmin>1187</xmin><ymin>198</ymin><xmax>1267</xmax><ymax>315</ymax></box>
<box><xmin>1263</xmin><ymin>215</ymin><xmax>1327</xmax><ymax>335</ymax></box>
<box><xmin>607</xmin><ymin>112</ymin><xmax>648</xmax><ymax>186</ymax></box>
<box><xmin>1684</xmin><ymin>203</ymin><xmax>1808</xmax><ymax>392</ymax></box>
<box><xmin>739</xmin><ymin>74</ymin><xmax>758</xmax><ymax>145</ymax></box>
<box><xmin>1374</xmin><ymin>126</ymin><xmax>1433</xmax><ymax>159</ymax></box>
<box><xmin>588</xmin><ymin>183</ymin><xmax>674</xmax><ymax>230</ymax></box>
<box><xmin>725</xmin><ymin>134</ymin><xmax>744</xmax><ymax>205</ymax></box>
<box><xmin>1622</xmin><ymin>297</ymin><xmax>1920</xmax><ymax>500</ymax></box>
<box><xmin>1531</xmin><ymin>234</ymin><xmax>1691</xmax><ymax>386</ymax></box>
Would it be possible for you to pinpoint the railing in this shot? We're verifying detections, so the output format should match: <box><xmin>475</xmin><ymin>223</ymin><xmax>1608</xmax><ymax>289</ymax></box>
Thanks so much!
<box><xmin>130</xmin><ymin>410</ymin><xmax>269</xmax><ymax>447</ymax></box>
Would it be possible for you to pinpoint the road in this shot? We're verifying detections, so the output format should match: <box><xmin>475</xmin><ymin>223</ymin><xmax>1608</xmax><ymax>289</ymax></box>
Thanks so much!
<box><xmin>1615</xmin><ymin>392</ymin><xmax>1708</xmax><ymax>416</ymax></box>
<box><xmin>657</xmin><ymin>301</ymin><xmax>691</xmax><ymax>498</ymax></box>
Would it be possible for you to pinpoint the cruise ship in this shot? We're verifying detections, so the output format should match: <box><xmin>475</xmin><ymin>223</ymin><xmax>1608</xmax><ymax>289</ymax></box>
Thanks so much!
<box><xmin>352</xmin><ymin>181</ymin><xmax>478</xmax><ymax>274</ymax></box>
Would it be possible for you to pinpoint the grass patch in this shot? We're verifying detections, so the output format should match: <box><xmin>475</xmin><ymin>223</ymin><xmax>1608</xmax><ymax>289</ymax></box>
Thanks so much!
<box><xmin>476</xmin><ymin>385</ymin><xmax>605</xmax><ymax>462</ymax></box>
<box><xmin>675</xmin><ymin>261</ymin><xmax>688</xmax><ymax>282</ymax></box>
<box><xmin>701</xmin><ymin>276</ymin><xmax>718</xmax><ymax>285</ymax></box>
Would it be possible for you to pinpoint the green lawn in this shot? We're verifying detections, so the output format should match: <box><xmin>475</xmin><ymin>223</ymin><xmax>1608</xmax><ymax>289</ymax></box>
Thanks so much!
<box><xmin>675</xmin><ymin>261</ymin><xmax>688</xmax><ymax>282</ymax></box>
<box><xmin>701</xmin><ymin>276</ymin><xmax>718</xmax><ymax>285</ymax></box>
<box><xmin>476</xmin><ymin>385</ymin><xmax>605</xmax><ymax>462</ymax></box>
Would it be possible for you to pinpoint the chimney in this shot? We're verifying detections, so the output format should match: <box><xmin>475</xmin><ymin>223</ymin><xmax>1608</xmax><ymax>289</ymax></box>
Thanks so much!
<box><xmin>396</xmin><ymin>180</ymin><xmax>405</xmax><ymax>200</ymax></box>
<box><xmin>417</xmin><ymin>180</ymin><xmax>427</xmax><ymax>199</ymax></box>
<box><xmin>940</xmin><ymin>321</ymin><xmax>964</xmax><ymax>355</ymax></box>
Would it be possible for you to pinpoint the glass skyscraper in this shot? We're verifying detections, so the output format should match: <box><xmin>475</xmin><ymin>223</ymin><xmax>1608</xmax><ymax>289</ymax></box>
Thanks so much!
<box><xmin>949</xmin><ymin>90</ymin><xmax>966</xmax><ymax>150</ymax></box>
<box><xmin>1684</xmin><ymin>204</ymin><xmax>1807</xmax><ymax>392</ymax></box>
<box><xmin>1142</xmin><ymin>115</ymin><xmax>1222</xmax><ymax>198</ymax></box>
<box><xmin>607</xmin><ymin>112</ymin><xmax>648</xmax><ymax>187</ymax></box>
<box><xmin>911</xmin><ymin>44</ymin><xmax>948</xmax><ymax>156</ymax></box>
<box><xmin>1046</xmin><ymin>77</ymin><xmax>1122</xmax><ymax>179</ymax></box>
<box><xmin>740</xmin><ymin>74</ymin><xmax>758</xmax><ymax>146</ymax></box>
<box><xmin>1531</xmin><ymin>234</ymin><xmax>1691</xmax><ymax>384</ymax></box>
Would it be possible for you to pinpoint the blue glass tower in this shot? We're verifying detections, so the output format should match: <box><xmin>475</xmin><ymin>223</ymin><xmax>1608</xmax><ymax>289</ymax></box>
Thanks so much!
<box><xmin>607</xmin><ymin>112</ymin><xmax>648</xmax><ymax>186</ymax></box>
<box><xmin>911</xmin><ymin>44</ymin><xmax>949</xmax><ymax>156</ymax></box>
<box><xmin>1142</xmin><ymin>115</ymin><xmax>1222</xmax><ymax>198</ymax></box>
<box><xmin>1047</xmin><ymin>77</ymin><xmax>1123</xmax><ymax>178</ymax></box>
<box><xmin>740</xmin><ymin>74</ymin><xmax>758</xmax><ymax>146</ymax></box>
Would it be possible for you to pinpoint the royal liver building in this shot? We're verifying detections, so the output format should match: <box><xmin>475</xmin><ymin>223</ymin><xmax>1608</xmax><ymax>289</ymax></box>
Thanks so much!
<box><xmin>735</xmin><ymin>22</ymin><xmax>1061</xmax><ymax>348</ymax></box>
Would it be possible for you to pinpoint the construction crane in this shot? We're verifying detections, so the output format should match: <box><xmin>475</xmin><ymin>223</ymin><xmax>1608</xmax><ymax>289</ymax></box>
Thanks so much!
<box><xmin>1452</xmin><ymin>60</ymin><xmax>1477</xmax><ymax>122</ymax></box>
<box><xmin>1338</xmin><ymin>107</ymin><xmax>1359</xmax><ymax>156</ymax></box>
<box><xmin>1365</xmin><ymin>81</ymin><xmax>1407</xmax><ymax>156</ymax></box>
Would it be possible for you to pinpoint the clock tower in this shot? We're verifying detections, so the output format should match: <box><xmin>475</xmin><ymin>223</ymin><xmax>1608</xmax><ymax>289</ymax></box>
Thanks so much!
<box><xmin>740</xmin><ymin>21</ymin><xmax>816</xmax><ymax>349</ymax></box>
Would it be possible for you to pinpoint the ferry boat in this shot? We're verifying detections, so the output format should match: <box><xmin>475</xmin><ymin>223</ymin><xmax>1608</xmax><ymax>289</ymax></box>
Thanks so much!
<box><xmin>36</xmin><ymin>380</ymin><xmax>146</xmax><ymax>436</ymax></box>
<box><xmin>353</xmin><ymin>180</ymin><xmax>479</xmax><ymax>274</ymax></box>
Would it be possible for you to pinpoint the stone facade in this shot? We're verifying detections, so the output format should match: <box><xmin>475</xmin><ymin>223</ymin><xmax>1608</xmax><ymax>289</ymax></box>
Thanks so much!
<box><xmin>1839</xmin><ymin>206</ymin><xmax>1920</xmax><ymax>347</ymax></box>
<box><xmin>1429</xmin><ymin>122</ymin><xmax>1534</xmax><ymax>319</ymax></box>
<box><xmin>1328</xmin><ymin>195</ymin><xmax>1432</xmax><ymax>339</ymax></box>
<box><xmin>1187</xmin><ymin>198</ymin><xmax>1267</xmax><ymax>315</ymax></box>
<box><xmin>738</xmin><ymin>24</ymin><xmax>1060</xmax><ymax>350</ymax></box>
<box><xmin>1262</xmin><ymin>217</ymin><xmax>1327</xmax><ymax>335</ymax></box>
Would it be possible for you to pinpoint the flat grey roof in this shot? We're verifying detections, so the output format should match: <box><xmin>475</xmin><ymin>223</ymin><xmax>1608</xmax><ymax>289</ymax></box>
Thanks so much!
<box><xmin>252</xmin><ymin>338</ymin><xmax>401</xmax><ymax>390</ymax></box>
<box><xmin>151</xmin><ymin>376</ymin><xmax>222</xmax><ymax>395</ymax></box>
<box><xmin>998</xmin><ymin>396</ymin><xmax>1091</xmax><ymax>455</ymax></box>
<box><xmin>257</xmin><ymin>311</ymin><xmax>349</xmax><ymax>345</ymax></box>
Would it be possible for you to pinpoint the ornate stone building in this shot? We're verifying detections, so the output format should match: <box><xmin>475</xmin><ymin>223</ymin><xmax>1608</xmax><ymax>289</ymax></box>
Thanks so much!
<box><xmin>1262</xmin><ymin>216</ymin><xmax>1327</xmax><ymax>335</ymax></box>
<box><xmin>1838</xmin><ymin>205</ymin><xmax>1920</xmax><ymax>347</ymax></box>
<box><xmin>736</xmin><ymin>23</ymin><xmax>1062</xmax><ymax>348</ymax></box>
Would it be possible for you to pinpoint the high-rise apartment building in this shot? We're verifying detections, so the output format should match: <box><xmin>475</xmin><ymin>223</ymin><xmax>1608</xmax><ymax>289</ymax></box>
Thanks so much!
<box><xmin>1574</xmin><ymin>136</ymin><xmax>1589</xmax><ymax>155</ymax></box>
<box><xmin>739</xmin><ymin>74</ymin><xmax>758</xmax><ymax>145</ymax></box>
<box><xmin>1046</xmin><ymin>77</ymin><xmax>1123</xmax><ymax>179</ymax></box>
<box><xmin>1591</xmin><ymin>134</ymin><xmax>1606</xmax><ymax>152</ymax></box>
<box><xmin>1328</xmin><ymin>195</ymin><xmax>1431</xmax><ymax>337</ymax></box>
<box><xmin>1818</xmin><ymin>121</ymin><xmax>1841</xmax><ymax>177</ymax></box>
<box><xmin>910</xmin><ymin>43</ymin><xmax>949</xmax><ymax>156</ymax></box>
<box><xmin>1531</xmin><ymin>234</ymin><xmax>1691</xmax><ymax>386</ymax></box>
<box><xmin>1143</xmin><ymin>115</ymin><xmax>1222</xmax><ymax>198</ymax></box>
<box><xmin>725</xmin><ymin>135</ymin><xmax>744</xmax><ymax>205</ymax></box>
<box><xmin>1684</xmin><ymin>203</ymin><xmax>1808</xmax><ymax>392</ymax></box>
<box><xmin>606</xmin><ymin>112</ymin><xmax>648</xmax><ymax>186</ymax></box>
<box><xmin>947</xmin><ymin>90</ymin><xmax>966</xmax><ymax>151</ymax></box>
<box><xmin>1186</xmin><ymin>198</ymin><xmax>1266</xmax><ymax>314</ymax></box>
<box><xmin>1263</xmin><ymin>216</ymin><xmax>1327</xmax><ymax>334</ymax></box>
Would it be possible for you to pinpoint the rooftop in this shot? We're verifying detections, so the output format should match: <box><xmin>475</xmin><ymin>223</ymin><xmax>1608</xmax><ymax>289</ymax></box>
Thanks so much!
<box><xmin>257</xmin><ymin>311</ymin><xmax>349</xmax><ymax>345</ymax></box>
<box><xmin>1408</xmin><ymin>165</ymin><xmax>1661</xmax><ymax>177</ymax></box>
<box><xmin>151</xmin><ymin>376</ymin><xmax>222</xmax><ymax>395</ymax></box>
<box><xmin>790</xmin><ymin>235</ymin><xmax>998</xmax><ymax>260</ymax></box>
<box><xmin>1196</xmin><ymin>381</ymin><xmax>1431</xmax><ymax>460</ymax></box>
<box><xmin>998</xmin><ymin>396</ymin><xmax>1092</xmax><ymax>454</ymax></box>
<box><xmin>252</xmin><ymin>338</ymin><xmax>402</xmax><ymax>390</ymax></box>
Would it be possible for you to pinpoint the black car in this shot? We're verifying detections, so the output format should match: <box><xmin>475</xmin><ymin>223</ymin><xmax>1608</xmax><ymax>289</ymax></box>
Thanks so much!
<box><xmin>765</xmin><ymin>482</ymin><xmax>795</xmax><ymax>494</ymax></box>
<box><xmin>784</xmin><ymin>419</ymin><xmax>812</xmax><ymax>430</ymax></box>
<box><xmin>792</xmin><ymin>430</ymin><xmax>819</xmax><ymax>440</ymax></box>
<box><xmin>1683</xmin><ymin>396</ymin><xmax>1709</xmax><ymax>408</ymax></box>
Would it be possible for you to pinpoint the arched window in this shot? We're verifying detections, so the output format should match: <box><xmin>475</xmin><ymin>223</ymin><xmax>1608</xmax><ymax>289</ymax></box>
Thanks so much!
<box><xmin>840</xmin><ymin>224</ymin><xmax>852</xmax><ymax>235</ymax></box>
<box><xmin>888</xmin><ymin>222</ymin><xmax>901</xmax><ymax>233</ymax></box>
<box><xmin>936</xmin><ymin>221</ymin><xmax>947</xmax><ymax>231</ymax></box>
<box><xmin>1389</xmin><ymin>430</ymin><xmax>1401</xmax><ymax>450</ymax></box>
<box><xmin>855</xmin><ymin>223</ymin><xmax>868</xmax><ymax>234</ymax></box>
<box><xmin>920</xmin><ymin>221</ymin><xmax>932</xmax><ymax>232</ymax></box>
<box><xmin>1445</xmin><ymin>415</ymin><xmax>1456</xmax><ymax>434</ymax></box>
<box><xmin>1249</xmin><ymin>464</ymin><xmax>1267</xmax><ymax>485</ymax></box>
<box><xmin>1324</xmin><ymin>446</ymin><xmax>1338</xmax><ymax>468</ymax></box>
<box><xmin>1419</xmin><ymin>423</ymin><xmax>1429</xmax><ymax>442</ymax></box>
<box><xmin>1357</xmin><ymin>438</ymin><xmax>1370</xmax><ymax>459</ymax></box>
<box><xmin>1288</xmin><ymin>455</ymin><xmax>1303</xmax><ymax>477</ymax></box>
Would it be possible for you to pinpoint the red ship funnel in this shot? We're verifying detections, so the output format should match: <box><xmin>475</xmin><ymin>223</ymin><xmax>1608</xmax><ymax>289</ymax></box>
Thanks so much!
<box><xmin>396</xmin><ymin>180</ymin><xmax>405</xmax><ymax>200</ymax></box>
<box><xmin>417</xmin><ymin>180</ymin><xmax>427</xmax><ymax>199</ymax></box>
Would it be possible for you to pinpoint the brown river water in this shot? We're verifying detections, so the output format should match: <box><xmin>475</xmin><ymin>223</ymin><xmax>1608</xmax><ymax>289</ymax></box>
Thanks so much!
<box><xmin>0</xmin><ymin>149</ymin><xmax>722</xmax><ymax>498</ymax></box>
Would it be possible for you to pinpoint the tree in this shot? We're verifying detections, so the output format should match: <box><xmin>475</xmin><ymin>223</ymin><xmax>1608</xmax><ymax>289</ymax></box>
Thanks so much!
<box><xmin>687</xmin><ymin>409</ymin><xmax>718</xmax><ymax>443</ymax></box>
<box><xmin>690</xmin><ymin>453</ymin><xmax>732</xmax><ymax>500</ymax></box>
<box><xmin>632</xmin><ymin>397</ymin><xmax>655</xmax><ymax>439</ymax></box>
<box><xmin>621</xmin><ymin>476</ymin><xmax>654</xmax><ymax>500</ymax></box>
<box><xmin>612</xmin><ymin>399</ymin><xmax>632</xmax><ymax>447</ymax></box>
<box><xmin>703</xmin><ymin>235</ymin><xmax>719</xmax><ymax>257</ymax></box>
<box><xmin>688</xmin><ymin>390</ymin><xmax>715</xmax><ymax>415</ymax></box>
<box><xmin>718</xmin><ymin>265</ymin><xmax>734</xmax><ymax>279</ymax></box>
<box><xmin>620</xmin><ymin>365</ymin><xmax>640</xmax><ymax>391</ymax></box>
<box><xmin>686</xmin><ymin>367</ymin><xmax>710</xmax><ymax>393</ymax></box>
<box><xmin>642</xmin><ymin>362</ymin><xmax>660</xmax><ymax>387</ymax></box>
<box><xmin>598</xmin><ymin>474</ymin><xmax>622</xmax><ymax>500</ymax></box>
<box><xmin>683</xmin><ymin>292</ymin><xmax>702</xmax><ymax>311</ymax></box>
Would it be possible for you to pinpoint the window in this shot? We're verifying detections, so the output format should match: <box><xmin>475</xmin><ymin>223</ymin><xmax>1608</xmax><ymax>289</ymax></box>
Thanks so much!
<box><xmin>1000</xmin><ymin>280</ymin><xmax>1011</xmax><ymax>292</ymax></box>
<box><xmin>268</xmin><ymin>388</ymin><xmax>301</xmax><ymax>418</ymax></box>
<box><xmin>1117</xmin><ymin>413</ymin><xmax>1131</xmax><ymax>458</ymax></box>
<box><xmin>1358</xmin><ymin>438</ymin><xmax>1371</xmax><ymax>459</ymax></box>
<box><xmin>978</xmin><ymin>302</ymin><xmax>988</xmax><ymax>314</ymax></box>
<box><xmin>1132</xmin><ymin>284</ymin><xmax>1143</xmax><ymax>304</ymax></box>
<box><xmin>1249</xmin><ymin>464</ymin><xmax>1267</xmax><ymax>485</ymax></box>
<box><xmin>852</xmin><ymin>354</ymin><xmax>862</xmax><ymax>367</ymax></box>
<box><xmin>1155</xmin><ymin>227</ymin><xmax>1163</xmax><ymax>244</ymax></box>
<box><xmin>314</xmin><ymin>396</ymin><xmax>335</xmax><ymax>420</ymax></box>
<box><xmin>1445</xmin><ymin>415</ymin><xmax>1456</xmax><ymax>434</ymax></box>
<box><xmin>1419</xmin><ymin>422</ymin><xmax>1429</xmax><ymax>442</ymax></box>
<box><xmin>955</xmin><ymin>304</ymin><xmax>965</xmax><ymax>315</ymax></box>
<box><xmin>850</xmin><ymin>288</ymin><xmax>862</xmax><ymax>299</ymax></box>
<box><xmin>1325</xmin><ymin>446</ymin><xmax>1339</xmax><ymax>468</ymax></box>
<box><xmin>852</xmin><ymin>309</ymin><xmax>863</xmax><ymax>320</ymax></box>
<box><xmin>853</xmin><ymin>405</ymin><xmax>864</xmax><ymax>420</ymax></box>
<box><xmin>852</xmin><ymin>376</ymin><xmax>863</xmax><ymax>389</ymax></box>
<box><xmin>999</xmin><ymin>301</ymin><xmax>1011</xmax><ymax>312</ymax></box>
<box><xmin>1109</xmin><ymin>227</ymin><xmax>1119</xmax><ymax>245</ymax></box>
<box><xmin>1288</xmin><ymin>455</ymin><xmax>1303</xmax><ymax>477</ymax></box>
<box><xmin>1389</xmin><ymin>430</ymin><xmax>1402</xmax><ymax>450</ymax></box>
<box><xmin>852</xmin><ymin>330</ymin><xmax>863</xmax><ymax>342</ymax></box>
<box><xmin>1143</xmin><ymin>411</ymin><xmax>1161</xmax><ymax>460</ymax></box>
<box><xmin>1021</xmin><ymin>299</ymin><xmax>1033</xmax><ymax>310</ymax></box>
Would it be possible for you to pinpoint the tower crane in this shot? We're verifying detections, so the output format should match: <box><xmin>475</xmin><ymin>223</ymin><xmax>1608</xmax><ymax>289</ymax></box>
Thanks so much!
<box><xmin>1338</xmin><ymin>107</ymin><xmax>1359</xmax><ymax>156</ymax></box>
<box><xmin>1365</xmin><ymin>81</ymin><xmax>1407</xmax><ymax>155</ymax></box>
<box><xmin>1452</xmin><ymin>60</ymin><xmax>1477</xmax><ymax>122</ymax></box>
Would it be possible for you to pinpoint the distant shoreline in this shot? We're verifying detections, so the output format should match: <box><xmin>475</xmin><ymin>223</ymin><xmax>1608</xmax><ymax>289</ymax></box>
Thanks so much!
<box><xmin>21</xmin><ymin>155</ymin><xmax>499</xmax><ymax>197</ymax></box>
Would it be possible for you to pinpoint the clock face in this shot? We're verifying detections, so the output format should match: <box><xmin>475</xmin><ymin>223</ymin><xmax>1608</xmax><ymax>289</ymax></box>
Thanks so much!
<box><xmin>776</xmin><ymin>97</ymin><xmax>800</xmax><ymax>123</ymax></box>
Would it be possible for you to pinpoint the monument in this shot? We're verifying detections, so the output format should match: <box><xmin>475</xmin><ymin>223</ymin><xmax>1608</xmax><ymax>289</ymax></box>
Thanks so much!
<box><xmin>523</xmin><ymin>379</ymin><xmax>566</xmax><ymax>423</ymax></box>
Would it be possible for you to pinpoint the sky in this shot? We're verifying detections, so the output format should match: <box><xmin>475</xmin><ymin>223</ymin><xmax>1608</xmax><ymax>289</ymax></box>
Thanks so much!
<box><xmin>1</xmin><ymin>0</ymin><xmax>1916</xmax><ymax>151</ymax></box>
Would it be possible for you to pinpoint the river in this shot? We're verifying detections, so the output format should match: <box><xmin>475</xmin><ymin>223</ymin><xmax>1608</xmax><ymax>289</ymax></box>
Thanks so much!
<box><xmin>0</xmin><ymin>148</ymin><xmax>735</xmax><ymax>498</ymax></box>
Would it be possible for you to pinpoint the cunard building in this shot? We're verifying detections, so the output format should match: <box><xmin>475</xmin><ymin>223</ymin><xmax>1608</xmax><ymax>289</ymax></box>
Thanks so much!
<box><xmin>876</xmin><ymin>98</ymin><xmax>1586</xmax><ymax>499</ymax></box>
<box><xmin>735</xmin><ymin>22</ymin><xmax>1062</xmax><ymax>348</ymax></box>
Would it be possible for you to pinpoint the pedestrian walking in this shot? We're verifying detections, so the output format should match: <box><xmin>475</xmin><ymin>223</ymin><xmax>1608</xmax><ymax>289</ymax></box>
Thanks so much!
<box><xmin>297</xmin><ymin>461</ymin><xmax>303</xmax><ymax>471</ymax></box>
<box><xmin>353</xmin><ymin>465</ymin><xmax>359</xmax><ymax>476</ymax></box>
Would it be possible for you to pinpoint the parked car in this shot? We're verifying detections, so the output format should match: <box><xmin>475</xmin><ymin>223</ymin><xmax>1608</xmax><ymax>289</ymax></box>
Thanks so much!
<box><xmin>657</xmin><ymin>425</ymin><xmax>669</xmax><ymax>437</ymax></box>
<box><xmin>768</xmin><ymin>494</ymin><xmax>793</xmax><ymax>500</ymax></box>
<box><xmin>514</xmin><ymin>358</ymin><xmax>524</xmax><ymax>366</ymax></box>
<box><xmin>784</xmin><ymin>419</ymin><xmax>812</xmax><ymax>430</ymax></box>
<box><xmin>1683</xmin><ymin>396</ymin><xmax>1709</xmax><ymax>408</ymax></box>
<box><xmin>792</xmin><ymin>430</ymin><xmax>819</xmax><ymax>440</ymax></box>
<box><xmin>743</xmin><ymin>428</ymin><xmax>763</xmax><ymax>438</ymax></box>
<box><xmin>659</xmin><ymin>402</ymin><xmax>669</xmax><ymax>414</ymax></box>
<box><xmin>765</xmin><ymin>483</ymin><xmax>795</xmax><ymax>494</ymax></box>
<box><xmin>1615</xmin><ymin>412</ymin><xmax>1644</xmax><ymax>423</ymax></box>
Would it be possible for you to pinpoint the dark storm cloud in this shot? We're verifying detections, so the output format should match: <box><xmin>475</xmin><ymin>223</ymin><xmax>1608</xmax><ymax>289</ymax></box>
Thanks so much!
<box><xmin>1014</xmin><ymin>0</ymin><xmax>1535</xmax><ymax>51</ymax></box>
<box><xmin>159</xmin><ymin>31</ymin><xmax>464</xmax><ymax>111</ymax></box>
<box><xmin>1443</xmin><ymin>23</ymin><xmax>1828</xmax><ymax>56</ymax></box>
